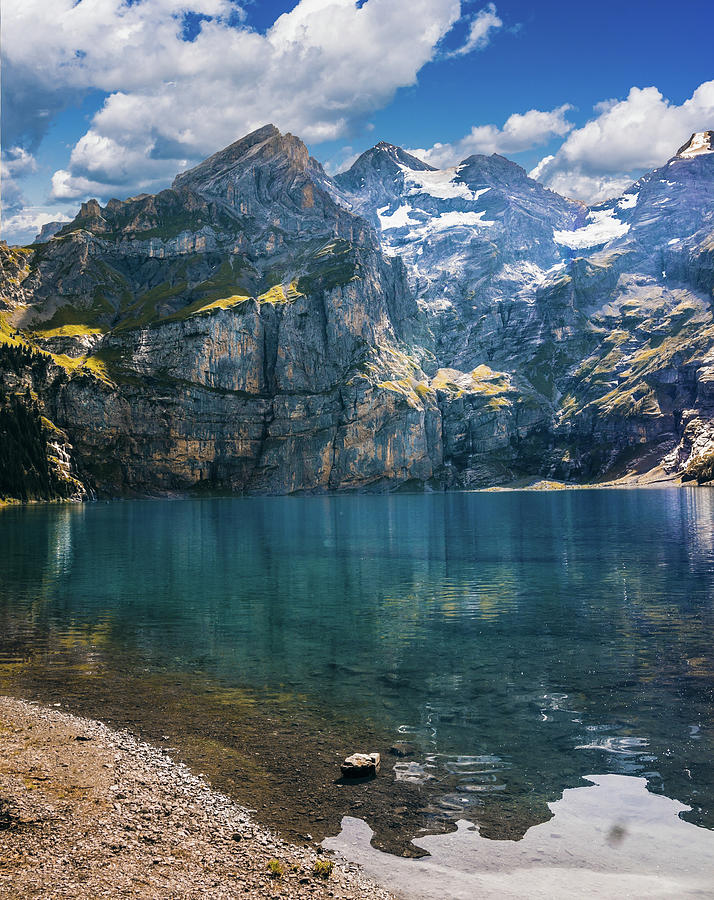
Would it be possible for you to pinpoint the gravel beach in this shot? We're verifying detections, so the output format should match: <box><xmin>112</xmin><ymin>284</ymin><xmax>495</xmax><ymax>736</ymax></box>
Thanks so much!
<box><xmin>0</xmin><ymin>696</ymin><xmax>394</xmax><ymax>899</ymax></box>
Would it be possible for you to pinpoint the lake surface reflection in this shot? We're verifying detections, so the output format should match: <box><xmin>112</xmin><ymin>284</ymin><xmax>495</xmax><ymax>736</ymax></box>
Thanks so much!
<box><xmin>1</xmin><ymin>489</ymin><xmax>713</xmax><ymax>847</ymax></box>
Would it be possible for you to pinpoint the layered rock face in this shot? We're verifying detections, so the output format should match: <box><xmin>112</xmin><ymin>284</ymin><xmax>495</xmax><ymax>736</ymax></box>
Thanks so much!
<box><xmin>1</xmin><ymin>127</ymin><xmax>441</xmax><ymax>496</ymax></box>
<box><xmin>1</xmin><ymin>126</ymin><xmax>713</xmax><ymax>498</ymax></box>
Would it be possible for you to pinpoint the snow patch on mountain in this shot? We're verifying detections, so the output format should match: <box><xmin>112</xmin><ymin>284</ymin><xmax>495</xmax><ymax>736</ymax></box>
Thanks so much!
<box><xmin>618</xmin><ymin>192</ymin><xmax>639</xmax><ymax>210</ymax></box>
<box><xmin>419</xmin><ymin>210</ymin><xmax>495</xmax><ymax>232</ymax></box>
<box><xmin>379</xmin><ymin>208</ymin><xmax>496</xmax><ymax>245</ymax></box>
<box><xmin>553</xmin><ymin>207</ymin><xmax>630</xmax><ymax>249</ymax></box>
<box><xmin>398</xmin><ymin>164</ymin><xmax>491</xmax><ymax>202</ymax></box>
<box><xmin>377</xmin><ymin>204</ymin><xmax>419</xmax><ymax>230</ymax></box>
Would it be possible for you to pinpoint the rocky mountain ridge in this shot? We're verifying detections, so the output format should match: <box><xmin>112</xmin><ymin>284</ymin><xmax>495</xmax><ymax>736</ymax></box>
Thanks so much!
<box><xmin>1</xmin><ymin>126</ymin><xmax>713</xmax><ymax>499</ymax></box>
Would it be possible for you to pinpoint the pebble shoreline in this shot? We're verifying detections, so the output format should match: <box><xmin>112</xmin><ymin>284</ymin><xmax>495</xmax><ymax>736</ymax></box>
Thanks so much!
<box><xmin>0</xmin><ymin>696</ymin><xmax>395</xmax><ymax>899</ymax></box>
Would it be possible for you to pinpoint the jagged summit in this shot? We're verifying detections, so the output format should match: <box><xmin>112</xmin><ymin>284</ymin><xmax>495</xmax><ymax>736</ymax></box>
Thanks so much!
<box><xmin>336</xmin><ymin>142</ymin><xmax>433</xmax><ymax>190</ymax></box>
<box><xmin>172</xmin><ymin>124</ymin><xmax>311</xmax><ymax>194</ymax></box>
<box><xmin>367</xmin><ymin>141</ymin><xmax>435</xmax><ymax>171</ymax></box>
<box><xmin>53</xmin><ymin>122</ymin><xmax>374</xmax><ymax>252</ymax></box>
<box><xmin>456</xmin><ymin>152</ymin><xmax>532</xmax><ymax>183</ymax></box>
<box><xmin>334</xmin><ymin>142</ymin><xmax>435</xmax><ymax>220</ymax></box>
<box><xmin>162</xmin><ymin>123</ymin><xmax>373</xmax><ymax>247</ymax></box>
<box><xmin>676</xmin><ymin>131</ymin><xmax>714</xmax><ymax>158</ymax></box>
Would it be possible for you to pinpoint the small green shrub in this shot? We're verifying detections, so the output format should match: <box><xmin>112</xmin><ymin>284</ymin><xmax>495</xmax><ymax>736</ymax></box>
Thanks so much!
<box><xmin>312</xmin><ymin>858</ymin><xmax>334</xmax><ymax>879</ymax></box>
<box><xmin>267</xmin><ymin>858</ymin><xmax>284</xmax><ymax>878</ymax></box>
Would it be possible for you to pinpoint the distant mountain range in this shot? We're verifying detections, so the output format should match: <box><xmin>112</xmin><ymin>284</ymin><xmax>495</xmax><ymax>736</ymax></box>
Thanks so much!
<box><xmin>1</xmin><ymin>125</ymin><xmax>713</xmax><ymax>499</ymax></box>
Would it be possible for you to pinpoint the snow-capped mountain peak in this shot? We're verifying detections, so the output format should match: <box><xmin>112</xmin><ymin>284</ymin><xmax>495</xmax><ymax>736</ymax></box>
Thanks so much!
<box><xmin>676</xmin><ymin>131</ymin><xmax>714</xmax><ymax>158</ymax></box>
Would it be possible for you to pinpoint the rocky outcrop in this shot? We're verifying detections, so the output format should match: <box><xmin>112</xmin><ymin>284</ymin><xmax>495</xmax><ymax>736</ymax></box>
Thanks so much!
<box><xmin>33</xmin><ymin>221</ymin><xmax>67</xmax><ymax>244</ymax></box>
<box><xmin>1</xmin><ymin>126</ymin><xmax>713</xmax><ymax>499</ymax></box>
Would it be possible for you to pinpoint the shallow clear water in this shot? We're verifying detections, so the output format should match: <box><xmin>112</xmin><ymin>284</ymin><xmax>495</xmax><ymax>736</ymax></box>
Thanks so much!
<box><xmin>1</xmin><ymin>489</ymin><xmax>714</xmax><ymax>844</ymax></box>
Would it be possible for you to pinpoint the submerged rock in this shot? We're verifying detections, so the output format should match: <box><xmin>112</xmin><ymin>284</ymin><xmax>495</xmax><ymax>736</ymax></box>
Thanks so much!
<box><xmin>341</xmin><ymin>752</ymin><xmax>381</xmax><ymax>779</ymax></box>
<box><xmin>388</xmin><ymin>743</ymin><xmax>415</xmax><ymax>758</ymax></box>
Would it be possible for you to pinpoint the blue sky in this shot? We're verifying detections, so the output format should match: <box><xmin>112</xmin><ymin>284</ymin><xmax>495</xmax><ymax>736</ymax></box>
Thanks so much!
<box><xmin>320</xmin><ymin>0</ymin><xmax>714</xmax><ymax>169</ymax></box>
<box><xmin>2</xmin><ymin>0</ymin><xmax>713</xmax><ymax>243</ymax></box>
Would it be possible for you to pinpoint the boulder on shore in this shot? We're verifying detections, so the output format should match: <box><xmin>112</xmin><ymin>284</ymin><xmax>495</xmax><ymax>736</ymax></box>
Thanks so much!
<box><xmin>341</xmin><ymin>752</ymin><xmax>381</xmax><ymax>779</ymax></box>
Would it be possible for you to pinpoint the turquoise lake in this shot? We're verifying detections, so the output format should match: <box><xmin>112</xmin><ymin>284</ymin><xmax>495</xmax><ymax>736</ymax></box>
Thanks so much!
<box><xmin>1</xmin><ymin>488</ymin><xmax>714</xmax><ymax>867</ymax></box>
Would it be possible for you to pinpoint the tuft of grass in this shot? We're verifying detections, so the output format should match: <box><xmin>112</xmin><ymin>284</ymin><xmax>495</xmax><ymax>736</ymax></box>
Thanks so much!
<box><xmin>267</xmin><ymin>858</ymin><xmax>284</xmax><ymax>879</ymax></box>
<box><xmin>312</xmin><ymin>858</ymin><xmax>334</xmax><ymax>879</ymax></box>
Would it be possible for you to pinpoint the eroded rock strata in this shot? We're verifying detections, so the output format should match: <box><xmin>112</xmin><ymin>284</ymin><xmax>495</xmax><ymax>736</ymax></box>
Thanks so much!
<box><xmin>1</xmin><ymin>126</ymin><xmax>713</xmax><ymax>498</ymax></box>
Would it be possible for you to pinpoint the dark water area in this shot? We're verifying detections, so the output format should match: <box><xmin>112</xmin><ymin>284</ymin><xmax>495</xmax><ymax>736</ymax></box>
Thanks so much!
<box><xmin>1</xmin><ymin>489</ymin><xmax>713</xmax><ymax>855</ymax></box>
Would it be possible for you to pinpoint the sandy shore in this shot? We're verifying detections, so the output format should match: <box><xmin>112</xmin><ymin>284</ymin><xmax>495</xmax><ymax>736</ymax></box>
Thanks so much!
<box><xmin>0</xmin><ymin>696</ymin><xmax>394</xmax><ymax>899</ymax></box>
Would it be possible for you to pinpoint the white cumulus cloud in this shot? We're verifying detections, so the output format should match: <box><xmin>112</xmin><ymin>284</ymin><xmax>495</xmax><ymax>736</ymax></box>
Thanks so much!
<box><xmin>1</xmin><ymin>147</ymin><xmax>39</xmax><ymax>215</ymax></box>
<box><xmin>411</xmin><ymin>104</ymin><xmax>574</xmax><ymax>167</ymax></box>
<box><xmin>530</xmin><ymin>81</ymin><xmax>714</xmax><ymax>202</ymax></box>
<box><xmin>2</xmin><ymin>0</ymin><xmax>468</xmax><ymax>205</ymax></box>
<box><xmin>1</xmin><ymin>206</ymin><xmax>72</xmax><ymax>247</ymax></box>
<box><xmin>446</xmin><ymin>2</ymin><xmax>502</xmax><ymax>57</ymax></box>
<box><xmin>0</xmin><ymin>149</ymin><xmax>69</xmax><ymax>245</ymax></box>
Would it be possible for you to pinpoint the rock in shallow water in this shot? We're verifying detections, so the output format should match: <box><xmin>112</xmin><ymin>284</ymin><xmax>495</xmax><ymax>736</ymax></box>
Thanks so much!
<box><xmin>388</xmin><ymin>743</ymin><xmax>415</xmax><ymax>758</ymax></box>
<box><xmin>341</xmin><ymin>752</ymin><xmax>381</xmax><ymax>779</ymax></box>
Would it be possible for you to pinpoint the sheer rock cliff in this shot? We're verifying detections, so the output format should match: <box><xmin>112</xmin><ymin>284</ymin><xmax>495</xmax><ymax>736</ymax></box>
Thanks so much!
<box><xmin>1</xmin><ymin>127</ymin><xmax>713</xmax><ymax>498</ymax></box>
